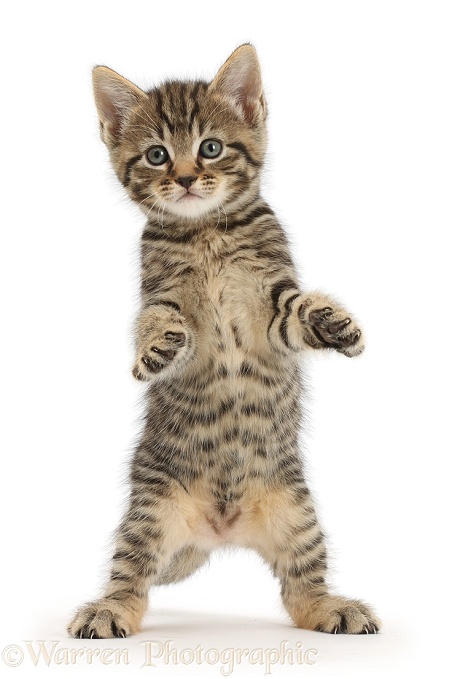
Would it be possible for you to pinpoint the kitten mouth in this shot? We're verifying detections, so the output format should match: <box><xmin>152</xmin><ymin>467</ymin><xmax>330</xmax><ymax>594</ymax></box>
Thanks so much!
<box><xmin>176</xmin><ymin>189</ymin><xmax>202</xmax><ymax>202</ymax></box>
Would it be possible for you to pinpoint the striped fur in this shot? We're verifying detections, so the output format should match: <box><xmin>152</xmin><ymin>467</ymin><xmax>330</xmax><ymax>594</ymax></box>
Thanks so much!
<box><xmin>68</xmin><ymin>45</ymin><xmax>378</xmax><ymax>639</ymax></box>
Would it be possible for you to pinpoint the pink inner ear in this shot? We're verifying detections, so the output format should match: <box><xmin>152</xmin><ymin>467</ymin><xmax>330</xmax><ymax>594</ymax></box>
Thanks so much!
<box><xmin>235</xmin><ymin>75</ymin><xmax>262</xmax><ymax>124</ymax></box>
<box><xmin>94</xmin><ymin>83</ymin><xmax>125</xmax><ymax>138</ymax></box>
<box><xmin>99</xmin><ymin>91</ymin><xmax>121</xmax><ymax>127</ymax></box>
<box><xmin>240</xmin><ymin>95</ymin><xmax>258</xmax><ymax>125</ymax></box>
<box><xmin>215</xmin><ymin>50</ymin><xmax>263</xmax><ymax>124</ymax></box>
<box><xmin>94</xmin><ymin>70</ymin><xmax>144</xmax><ymax>141</ymax></box>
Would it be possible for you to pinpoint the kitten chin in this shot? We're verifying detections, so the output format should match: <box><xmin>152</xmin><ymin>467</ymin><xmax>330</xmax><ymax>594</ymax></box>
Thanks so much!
<box><xmin>152</xmin><ymin>193</ymin><xmax>225</xmax><ymax>220</ymax></box>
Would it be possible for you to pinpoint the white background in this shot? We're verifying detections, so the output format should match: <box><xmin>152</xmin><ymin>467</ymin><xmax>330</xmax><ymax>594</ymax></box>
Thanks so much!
<box><xmin>1</xmin><ymin>1</ymin><xmax>451</xmax><ymax>677</ymax></box>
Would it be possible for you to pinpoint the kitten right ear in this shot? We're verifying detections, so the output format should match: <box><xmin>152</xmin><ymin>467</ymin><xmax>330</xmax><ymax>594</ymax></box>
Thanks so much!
<box><xmin>92</xmin><ymin>66</ymin><xmax>146</xmax><ymax>145</ymax></box>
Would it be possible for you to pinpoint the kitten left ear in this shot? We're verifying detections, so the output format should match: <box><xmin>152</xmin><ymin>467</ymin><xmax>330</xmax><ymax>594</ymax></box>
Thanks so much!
<box><xmin>209</xmin><ymin>44</ymin><xmax>266</xmax><ymax>125</ymax></box>
<box><xmin>92</xmin><ymin>66</ymin><xmax>146</xmax><ymax>145</ymax></box>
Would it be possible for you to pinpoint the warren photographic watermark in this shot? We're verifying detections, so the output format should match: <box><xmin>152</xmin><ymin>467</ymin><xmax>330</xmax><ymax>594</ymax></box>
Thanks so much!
<box><xmin>1</xmin><ymin>639</ymin><xmax>318</xmax><ymax>675</ymax></box>
<box><xmin>142</xmin><ymin>639</ymin><xmax>318</xmax><ymax>675</ymax></box>
<box><xmin>1</xmin><ymin>642</ymin><xmax>130</xmax><ymax>668</ymax></box>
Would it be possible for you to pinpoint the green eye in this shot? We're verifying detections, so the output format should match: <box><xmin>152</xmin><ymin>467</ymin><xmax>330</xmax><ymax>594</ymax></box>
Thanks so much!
<box><xmin>199</xmin><ymin>139</ymin><xmax>222</xmax><ymax>159</ymax></box>
<box><xmin>146</xmin><ymin>145</ymin><xmax>169</xmax><ymax>166</ymax></box>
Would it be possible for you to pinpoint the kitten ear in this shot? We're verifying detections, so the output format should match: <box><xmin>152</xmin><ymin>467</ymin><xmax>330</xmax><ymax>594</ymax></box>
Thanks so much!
<box><xmin>210</xmin><ymin>44</ymin><xmax>266</xmax><ymax>125</ymax></box>
<box><xmin>92</xmin><ymin>66</ymin><xmax>146</xmax><ymax>145</ymax></box>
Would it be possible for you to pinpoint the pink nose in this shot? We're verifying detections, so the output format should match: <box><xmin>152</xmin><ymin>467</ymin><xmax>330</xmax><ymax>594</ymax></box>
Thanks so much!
<box><xmin>176</xmin><ymin>176</ymin><xmax>197</xmax><ymax>189</ymax></box>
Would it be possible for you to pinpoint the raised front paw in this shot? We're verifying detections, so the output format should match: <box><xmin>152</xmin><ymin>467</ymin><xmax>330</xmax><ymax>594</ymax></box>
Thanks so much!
<box><xmin>133</xmin><ymin>329</ymin><xmax>187</xmax><ymax>381</ymax></box>
<box><xmin>300</xmin><ymin>294</ymin><xmax>364</xmax><ymax>357</ymax></box>
<box><xmin>132</xmin><ymin>306</ymin><xmax>190</xmax><ymax>381</ymax></box>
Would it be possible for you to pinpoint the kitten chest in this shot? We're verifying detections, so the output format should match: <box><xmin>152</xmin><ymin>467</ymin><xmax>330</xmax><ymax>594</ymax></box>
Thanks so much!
<box><xmin>188</xmin><ymin>233</ymin><xmax>269</xmax><ymax>364</ymax></box>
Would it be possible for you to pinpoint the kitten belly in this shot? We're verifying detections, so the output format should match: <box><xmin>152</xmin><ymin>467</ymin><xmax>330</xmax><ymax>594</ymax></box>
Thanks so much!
<box><xmin>147</xmin><ymin>340</ymin><xmax>301</xmax><ymax>549</ymax></box>
<box><xmin>187</xmin><ymin>505</ymin><xmax>244</xmax><ymax>548</ymax></box>
<box><xmin>177</xmin><ymin>475</ymin><xmax>266</xmax><ymax>550</ymax></box>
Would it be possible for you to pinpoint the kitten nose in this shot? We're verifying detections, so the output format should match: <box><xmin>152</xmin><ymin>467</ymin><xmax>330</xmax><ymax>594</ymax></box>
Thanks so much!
<box><xmin>176</xmin><ymin>176</ymin><xmax>197</xmax><ymax>189</ymax></box>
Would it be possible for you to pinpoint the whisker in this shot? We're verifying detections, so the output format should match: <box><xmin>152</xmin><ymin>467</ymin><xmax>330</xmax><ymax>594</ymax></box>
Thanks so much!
<box><xmin>160</xmin><ymin>203</ymin><xmax>166</xmax><ymax>229</ymax></box>
<box><xmin>219</xmin><ymin>201</ymin><xmax>228</xmax><ymax>233</ymax></box>
<box><xmin>213</xmin><ymin>201</ymin><xmax>221</xmax><ymax>231</ymax></box>
<box><xmin>203</xmin><ymin>103</ymin><xmax>233</xmax><ymax>128</ymax></box>
<box><xmin>137</xmin><ymin>191</ymin><xmax>157</xmax><ymax>208</ymax></box>
<box><xmin>143</xmin><ymin>196</ymin><xmax>162</xmax><ymax>222</ymax></box>
<box><xmin>131</xmin><ymin>109</ymin><xmax>162</xmax><ymax>135</ymax></box>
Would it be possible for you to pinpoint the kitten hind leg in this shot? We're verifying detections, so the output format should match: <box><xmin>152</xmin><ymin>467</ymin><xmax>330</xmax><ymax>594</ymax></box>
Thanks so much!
<box><xmin>280</xmin><ymin>539</ymin><xmax>380</xmax><ymax>634</ymax></box>
<box><xmin>67</xmin><ymin>483</ymin><xmax>193</xmax><ymax>638</ymax></box>
<box><xmin>249</xmin><ymin>485</ymin><xmax>380</xmax><ymax>634</ymax></box>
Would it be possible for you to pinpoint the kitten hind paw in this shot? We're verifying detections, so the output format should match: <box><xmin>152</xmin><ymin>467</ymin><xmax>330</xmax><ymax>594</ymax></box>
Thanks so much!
<box><xmin>291</xmin><ymin>594</ymin><xmax>380</xmax><ymax>634</ymax></box>
<box><xmin>67</xmin><ymin>601</ymin><xmax>135</xmax><ymax>639</ymax></box>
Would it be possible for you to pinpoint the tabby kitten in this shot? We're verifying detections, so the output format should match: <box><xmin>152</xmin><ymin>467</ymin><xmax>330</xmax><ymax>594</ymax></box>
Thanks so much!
<box><xmin>68</xmin><ymin>45</ymin><xmax>379</xmax><ymax>638</ymax></box>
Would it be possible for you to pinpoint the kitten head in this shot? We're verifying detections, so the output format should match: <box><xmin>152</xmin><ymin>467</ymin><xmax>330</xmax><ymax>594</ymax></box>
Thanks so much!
<box><xmin>92</xmin><ymin>45</ymin><xmax>267</xmax><ymax>222</ymax></box>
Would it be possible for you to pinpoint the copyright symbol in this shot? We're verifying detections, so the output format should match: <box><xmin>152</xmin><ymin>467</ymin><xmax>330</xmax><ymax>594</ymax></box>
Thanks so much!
<box><xmin>2</xmin><ymin>645</ymin><xmax>24</xmax><ymax>667</ymax></box>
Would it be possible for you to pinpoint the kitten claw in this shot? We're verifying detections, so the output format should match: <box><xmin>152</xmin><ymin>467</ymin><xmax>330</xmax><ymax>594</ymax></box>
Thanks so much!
<box><xmin>303</xmin><ymin>298</ymin><xmax>364</xmax><ymax>357</ymax></box>
<box><xmin>133</xmin><ymin>310</ymin><xmax>189</xmax><ymax>382</ymax></box>
<box><xmin>141</xmin><ymin>356</ymin><xmax>162</xmax><ymax>373</ymax></box>
<box><xmin>151</xmin><ymin>346</ymin><xmax>176</xmax><ymax>359</ymax></box>
<box><xmin>164</xmin><ymin>331</ymin><xmax>186</xmax><ymax>346</ymax></box>
<box><xmin>327</xmin><ymin>318</ymin><xmax>351</xmax><ymax>334</ymax></box>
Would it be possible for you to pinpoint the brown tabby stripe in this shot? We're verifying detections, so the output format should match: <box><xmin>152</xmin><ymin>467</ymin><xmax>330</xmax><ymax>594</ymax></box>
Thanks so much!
<box><xmin>123</xmin><ymin>154</ymin><xmax>143</xmax><ymax>187</ymax></box>
<box><xmin>226</xmin><ymin>141</ymin><xmax>262</xmax><ymax>167</ymax></box>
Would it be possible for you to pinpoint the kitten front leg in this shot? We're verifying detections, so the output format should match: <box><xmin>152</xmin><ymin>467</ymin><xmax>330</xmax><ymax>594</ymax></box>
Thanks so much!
<box><xmin>268</xmin><ymin>287</ymin><xmax>364</xmax><ymax>357</ymax></box>
<box><xmin>132</xmin><ymin>303</ymin><xmax>194</xmax><ymax>381</ymax></box>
